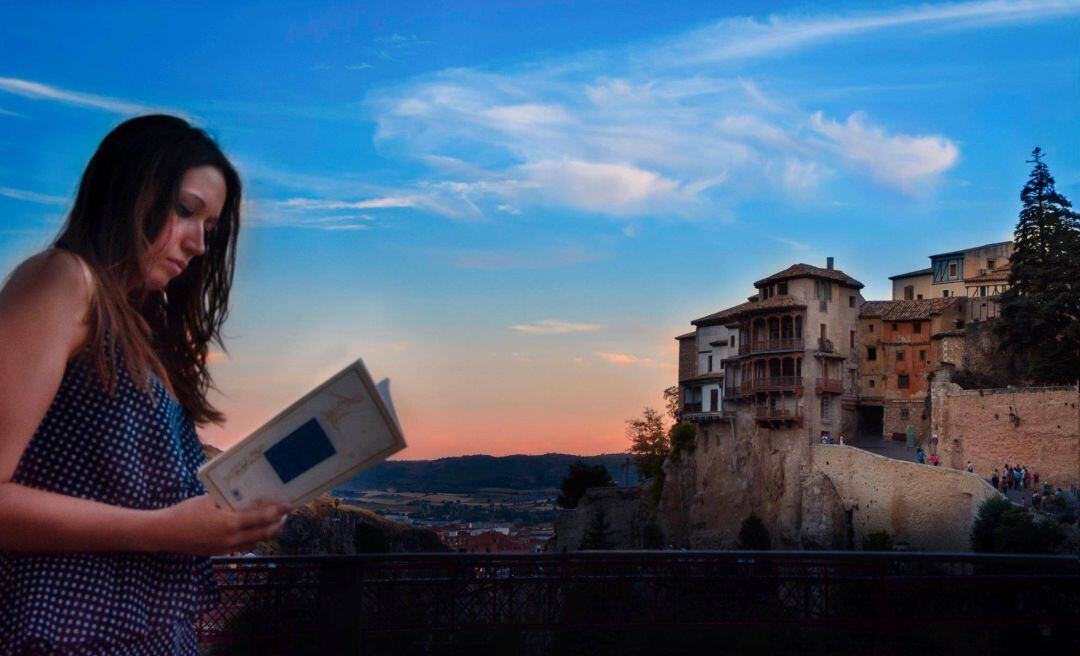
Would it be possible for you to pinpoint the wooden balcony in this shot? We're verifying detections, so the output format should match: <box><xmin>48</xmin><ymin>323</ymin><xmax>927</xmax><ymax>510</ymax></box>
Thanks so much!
<box><xmin>683</xmin><ymin>410</ymin><xmax>735</xmax><ymax>423</ymax></box>
<box><xmin>815</xmin><ymin>378</ymin><xmax>844</xmax><ymax>395</ymax></box>
<box><xmin>738</xmin><ymin>337</ymin><xmax>805</xmax><ymax>356</ymax></box>
<box><xmin>754</xmin><ymin>405</ymin><xmax>803</xmax><ymax>426</ymax></box>
<box><xmin>740</xmin><ymin>376</ymin><xmax>803</xmax><ymax>394</ymax></box>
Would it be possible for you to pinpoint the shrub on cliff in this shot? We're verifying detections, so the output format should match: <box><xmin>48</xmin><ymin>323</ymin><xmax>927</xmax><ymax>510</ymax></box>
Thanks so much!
<box><xmin>738</xmin><ymin>514</ymin><xmax>771</xmax><ymax>550</ymax></box>
<box><xmin>668</xmin><ymin>423</ymin><xmax>696</xmax><ymax>463</ymax></box>
<box><xmin>971</xmin><ymin>497</ymin><xmax>1064</xmax><ymax>554</ymax></box>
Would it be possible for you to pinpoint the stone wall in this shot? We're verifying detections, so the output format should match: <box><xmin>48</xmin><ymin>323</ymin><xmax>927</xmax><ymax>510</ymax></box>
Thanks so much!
<box><xmin>810</xmin><ymin>445</ymin><xmax>998</xmax><ymax>551</ymax></box>
<box><xmin>931</xmin><ymin>378</ymin><xmax>1079</xmax><ymax>488</ymax></box>
<box><xmin>551</xmin><ymin>485</ymin><xmax>650</xmax><ymax>551</ymax></box>
<box><xmin>882</xmin><ymin>399</ymin><xmax>929</xmax><ymax>443</ymax></box>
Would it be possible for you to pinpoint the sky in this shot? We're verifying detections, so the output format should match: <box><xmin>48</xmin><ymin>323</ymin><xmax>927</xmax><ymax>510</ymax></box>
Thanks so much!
<box><xmin>1</xmin><ymin>1</ymin><xmax>1079</xmax><ymax>459</ymax></box>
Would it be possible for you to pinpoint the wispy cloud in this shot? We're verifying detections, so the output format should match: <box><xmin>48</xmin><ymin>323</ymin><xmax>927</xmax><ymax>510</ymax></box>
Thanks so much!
<box><xmin>0</xmin><ymin>107</ymin><xmax>27</xmax><ymax>119</ymax></box>
<box><xmin>0</xmin><ymin>77</ymin><xmax>171</xmax><ymax>116</ymax></box>
<box><xmin>450</xmin><ymin>246</ymin><xmax>604</xmax><ymax>270</ymax></box>
<box><xmin>512</xmin><ymin>319</ymin><xmax>603</xmax><ymax>335</ymax></box>
<box><xmin>365</xmin><ymin>1</ymin><xmax>1077</xmax><ymax>217</ymax></box>
<box><xmin>0</xmin><ymin>186</ymin><xmax>68</xmax><ymax>205</ymax></box>
<box><xmin>593</xmin><ymin>351</ymin><xmax>657</xmax><ymax>367</ymax></box>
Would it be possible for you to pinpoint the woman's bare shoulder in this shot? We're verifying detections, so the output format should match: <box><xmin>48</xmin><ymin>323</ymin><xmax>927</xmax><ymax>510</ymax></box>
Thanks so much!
<box><xmin>0</xmin><ymin>249</ymin><xmax>95</xmax><ymax>354</ymax></box>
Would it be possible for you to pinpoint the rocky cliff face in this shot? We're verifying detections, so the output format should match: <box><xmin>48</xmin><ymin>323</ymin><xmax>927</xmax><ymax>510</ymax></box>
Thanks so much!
<box><xmin>550</xmin><ymin>485</ymin><xmax>652</xmax><ymax>551</ymax></box>
<box><xmin>660</xmin><ymin>418</ymin><xmax>816</xmax><ymax>549</ymax></box>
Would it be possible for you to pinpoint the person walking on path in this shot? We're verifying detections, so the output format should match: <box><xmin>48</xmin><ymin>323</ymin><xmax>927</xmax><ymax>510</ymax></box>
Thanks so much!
<box><xmin>1023</xmin><ymin>467</ymin><xmax>1030</xmax><ymax>490</ymax></box>
<box><xmin>0</xmin><ymin>115</ymin><xmax>291</xmax><ymax>654</ymax></box>
<box><xmin>916</xmin><ymin>448</ymin><xmax>925</xmax><ymax>464</ymax></box>
<box><xmin>1014</xmin><ymin>467</ymin><xmax>1023</xmax><ymax>491</ymax></box>
<box><xmin>1033</xmin><ymin>469</ymin><xmax>1040</xmax><ymax>488</ymax></box>
<box><xmin>991</xmin><ymin>470</ymin><xmax>1000</xmax><ymax>490</ymax></box>
<box><xmin>966</xmin><ymin>461</ymin><xmax>974</xmax><ymax>473</ymax></box>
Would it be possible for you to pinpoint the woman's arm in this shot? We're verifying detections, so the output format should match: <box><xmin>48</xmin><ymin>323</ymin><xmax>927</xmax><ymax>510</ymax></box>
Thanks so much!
<box><xmin>0</xmin><ymin>251</ymin><xmax>288</xmax><ymax>555</ymax></box>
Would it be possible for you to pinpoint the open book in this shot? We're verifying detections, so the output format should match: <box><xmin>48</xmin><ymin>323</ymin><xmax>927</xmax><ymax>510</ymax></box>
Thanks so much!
<box><xmin>197</xmin><ymin>358</ymin><xmax>406</xmax><ymax>511</ymax></box>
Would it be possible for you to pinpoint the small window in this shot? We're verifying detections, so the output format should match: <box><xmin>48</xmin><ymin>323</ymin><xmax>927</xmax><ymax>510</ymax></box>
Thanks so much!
<box><xmin>900</xmin><ymin>407</ymin><xmax>910</xmax><ymax>419</ymax></box>
<box><xmin>892</xmin><ymin>323</ymin><xmax>899</xmax><ymax>331</ymax></box>
<box><xmin>867</xmin><ymin>324</ymin><xmax>874</xmax><ymax>333</ymax></box>
<box><xmin>913</xmin><ymin>322</ymin><xmax>922</xmax><ymax>334</ymax></box>
<box><xmin>778</xmin><ymin>282</ymin><xmax>788</xmax><ymax>295</ymax></box>
<box><xmin>919</xmin><ymin>350</ymin><xmax>927</xmax><ymax>362</ymax></box>
<box><xmin>820</xmin><ymin>324</ymin><xmax>827</xmax><ymax>339</ymax></box>
<box><xmin>707</xmin><ymin>355</ymin><xmax>713</xmax><ymax>372</ymax></box>
<box><xmin>956</xmin><ymin>320</ymin><xmax>965</xmax><ymax>330</ymax></box>
<box><xmin>898</xmin><ymin>374</ymin><xmax>910</xmax><ymax>388</ymax></box>
<box><xmin>916</xmin><ymin>294</ymin><xmax>923</xmax><ymax>300</ymax></box>
<box><xmin>848</xmin><ymin>295</ymin><xmax>855</xmax><ymax>308</ymax></box>
<box><xmin>867</xmin><ymin>347</ymin><xmax>877</xmax><ymax>361</ymax></box>
<box><xmin>729</xmin><ymin>336</ymin><xmax>735</xmax><ymax>348</ymax></box>
<box><xmin>979</xmin><ymin>286</ymin><xmax>987</xmax><ymax>297</ymax></box>
<box><xmin>904</xmin><ymin>285</ymin><xmax>914</xmax><ymax>300</ymax></box>
<box><xmin>949</xmin><ymin>263</ymin><xmax>957</xmax><ymax>278</ymax></box>
<box><xmin>942</xmin><ymin>289</ymin><xmax>950</xmax><ymax>298</ymax></box>
<box><xmin>820</xmin><ymin>396</ymin><xmax>832</xmax><ymax>420</ymax></box>
<box><xmin>869</xmin><ymin>379</ymin><xmax>876</xmax><ymax>388</ymax></box>
<box><xmin>896</xmin><ymin>350</ymin><xmax>905</xmax><ymax>362</ymax></box>
<box><xmin>987</xmin><ymin>259</ymin><xmax>996</xmax><ymax>270</ymax></box>
<box><xmin>849</xmin><ymin>331</ymin><xmax>855</xmax><ymax>349</ymax></box>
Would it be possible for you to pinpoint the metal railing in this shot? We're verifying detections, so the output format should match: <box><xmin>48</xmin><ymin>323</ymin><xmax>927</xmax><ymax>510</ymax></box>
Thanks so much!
<box><xmin>683</xmin><ymin>409</ymin><xmax>735</xmax><ymax>422</ymax></box>
<box><xmin>196</xmin><ymin>552</ymin><xmax>1080</xmax><ymax>654</ymax></box>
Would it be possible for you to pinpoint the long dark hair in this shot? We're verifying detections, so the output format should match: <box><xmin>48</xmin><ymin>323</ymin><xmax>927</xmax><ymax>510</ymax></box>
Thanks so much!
<box><xmin>55</xmin><ymin>114</ymin><xmax>241</xmax><ymax>425</ymax></box>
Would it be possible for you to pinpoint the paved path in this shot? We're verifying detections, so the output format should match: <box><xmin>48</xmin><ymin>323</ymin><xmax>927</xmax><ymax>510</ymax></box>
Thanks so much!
<box><xmin>843</xmin><ymin>433</ymin><xmax>919</xmax><ymax>463</ymax></box>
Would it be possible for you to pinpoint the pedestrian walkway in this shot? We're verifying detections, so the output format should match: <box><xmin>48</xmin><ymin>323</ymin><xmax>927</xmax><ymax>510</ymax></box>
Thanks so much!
<box><xmin>843</xmin><ymin>432</ymin><xmax>920</xmax><ymax>463</ymax></box>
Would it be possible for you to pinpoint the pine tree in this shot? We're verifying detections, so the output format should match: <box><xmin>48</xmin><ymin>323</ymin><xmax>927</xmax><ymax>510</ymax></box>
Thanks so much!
<box><xmin>625</xmin><ymin>407</ymin><xmax>668</xmax><ymax>481</ymax></box>
<box><xmin>997</xmin><ymin>148</ymin><xmax>1080</xmax><ymax>384</ymax></box>
<box><xmin>580</xmin><ymin>506</ymin><xmax>612</xmax><ymax>550</ymax></box>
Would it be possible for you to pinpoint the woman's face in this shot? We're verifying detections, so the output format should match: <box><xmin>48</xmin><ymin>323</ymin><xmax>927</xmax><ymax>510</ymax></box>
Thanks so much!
<box><xmin>144</xmin><ymin>165</ymin><xmax>227</xmax><ymax>291</ymax></box>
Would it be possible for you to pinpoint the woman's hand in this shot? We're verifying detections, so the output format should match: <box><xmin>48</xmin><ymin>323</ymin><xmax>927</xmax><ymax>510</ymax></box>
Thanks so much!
<box><xmin>152</xmin><ymin>494</ymin><xmax>292</xmax><ymax>556</ymax></box>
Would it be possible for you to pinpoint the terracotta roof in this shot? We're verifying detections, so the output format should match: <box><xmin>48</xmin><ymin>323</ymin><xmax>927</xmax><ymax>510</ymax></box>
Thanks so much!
<box><xmin>858</xmin><ymin>297</ymin><xmax>963</xmax><ymax>321</ymax></box>
<box><xmin>888</xmin><ymin>267</ymin><xmax>933</xmax><ymax>281</ymax></box>
<box><xmin>754</xmin><ymin>263</ymin><xmax>864</xmax><ymax>289</ymax></box>
<box><xmin>964</xmin><ymin>261</ymin><xmax>1011</xmax><ymax>284</ymax></box>
<box><xmin>691</xmin><ymin>295</ymin><xmax>808</xmax><ymax>326</ymax></box>
<box><xmin>929</xmin><ymin>240</ymin><xmax>1011</xmax><ymax>259</ymax></box>
<box><xmin>675</xmin><ymin>331</ymin><xmax>696</xmax><ymax>340</ymax></box>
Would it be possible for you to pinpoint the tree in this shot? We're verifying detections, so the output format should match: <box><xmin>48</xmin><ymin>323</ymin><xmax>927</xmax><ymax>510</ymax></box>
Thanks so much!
<box><xmin>997</xmin><ymin>147</ymin><xmax>1080</xmax><ymax>384</ymax></box>
<box><xmin>557</xmin><ymin>461</ymin><xmax>615</xmax><ymax>509</ymax></box>
<box><xmin>971</xmin><ymin>497</ymin><xmax>1064</xmax><ymax>554</ymax></box>
<box><xmin>626</xmin><ymin>407</ymin><xmax>668</xmax><ymax>481</ymax></box>
<box><xmin>737</xmin><ymin>514</ymin><xmax>771</xmax><ymax>550</ymax></box>
<box><xmin>580</xmin><ymin>506</ymin><xmax>612</xmax><ymax>550</ymax></box>
<box><xmin>663</xmin><ymin>385</ymin><xmax>681</xmax><ymax>422</ymax></box>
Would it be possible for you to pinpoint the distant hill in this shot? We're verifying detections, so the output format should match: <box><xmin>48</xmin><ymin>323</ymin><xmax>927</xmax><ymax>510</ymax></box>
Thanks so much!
<box><xmin>335</xmin><ymin>453</ymin><xmax>640</xmax><ymax>493</ymax></box>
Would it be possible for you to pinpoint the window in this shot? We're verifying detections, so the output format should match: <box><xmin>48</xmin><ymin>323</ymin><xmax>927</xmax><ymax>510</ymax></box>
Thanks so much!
<box><xmin>814</xmin><ymin>280</ymin><xmax>832</xmax><ymax>301</ymax></box>
<box><xmin>778</xmin><ymin>282</ymin><xmax>788</xmax><ymax>295</ymax></box>
<box><xmin>979</xmin><ymin>286</ymin><xmax>987</xmax><ymax>297</ymax></box>
<box><xmin>707</xmin><ymin>355</ymin><xmax>713</xmax><ymax>372</ymax></box>
<box><xmin>849</xmin><ymin>330</ymin><xmax>855</xmax><ymax>349</ymax></box>
<box><xmin>820</xmin><ymin>324</ymin><xmax>827</xmax><ymax>339</ymax></box>
<box><xmin>896</xmin><ymin>350</ymin><xmax>905</xmax><ymax>362</ymax></box>
<box><xmin>729</xmin><ymin>336</ymin><xmax>735</xmax><ymax>348</ymax></box>
<box><xmin>942</xmin><ymin>289</ymin><xmax>950</xmax><ymax>298</ymax></box>
<box><xmin>848</xmin><ymin>295</ymin><xmax>856</xmax><ymax>308</ymax></box>
<box><xmin>867</xmin><ymin>324</ymin><xmax>874</xmax><ymax>333</ymax></box>
<box><xmin>917</xmin><ymin>294</ymin><xmax>923</xmax><ymax>300</ymax></box>
<box><xmin>913</xmin><ymin>322</ymin><xmax>922</xmax><ymax>334</ymax></box>
<box><xmin>987</xmin><ymin>259</ymin><xmax>996</xmax><ymax>270</ymax></box>
<box><xmin>898</xmin><ymin>374</ymin><xmax>910</xmax><ymax>388</ymax></box>
<box><xmin>900</xmin><ymin>407</ymin><xmax>910</xmax><ymax>419</ymax></box>
<box><xmin>956</xmin><ymin>320</ymin><xmax>965</xmax><ymax>330</ymax></box>
<box><xmin>820</xmin><ymin>396</ymin><xmax>832</xmax><ymax>420</ymax></box>
<box><xmin>892</xmin><ymin>323</ymin><xmax>899</xmax><ymax>331</ymax></box>
<box><xmin>904</xmin><ymin>285</ymin><xmax>914</xmax><ymax>300</ymax></box>
<box><xmin>869</xmin><ymin>379</ymin><xmax>876</xmax><ymax>388</ymax></box>
<box><xmin>949</xmin><ymin>263</ymin><xmax>957</xmax><ymax>278</ymax></box>
<box><xmin>919</xmin><ymin>350</ymin><xmax>927</xmax><ymax>362</ymax></box>
<box><xmin>867</xmin><ymin>347</ymin><xmax>877</xmax><ymax>361</ymax></box>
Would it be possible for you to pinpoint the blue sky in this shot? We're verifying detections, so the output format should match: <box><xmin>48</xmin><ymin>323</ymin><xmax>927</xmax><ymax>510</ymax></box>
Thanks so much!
<box><xmin>2</xmin><ymin>1</ymin><xmax>1078</xmax><ymax>458</ymax></box>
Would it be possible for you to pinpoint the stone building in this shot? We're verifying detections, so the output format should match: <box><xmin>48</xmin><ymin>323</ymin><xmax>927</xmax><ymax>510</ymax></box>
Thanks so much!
<box><xmin>856</xmin><ymin>298</ymin><xmax>967</xmax><ymax>441</ymax></box>
<box><xmin>889</xmin><ymin>240</ymin><xmax>1013</xmax><ymax>302</ymax></box>
<box><xmin>679</xmin><ymin>258</ymin><xmax>864</xmax><ymax>443</ymax></box>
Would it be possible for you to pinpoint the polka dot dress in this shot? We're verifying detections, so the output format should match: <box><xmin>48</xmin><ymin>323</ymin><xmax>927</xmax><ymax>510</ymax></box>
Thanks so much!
<box><xmin>0</xmin><ymin>351</ymin><xmax>220</xmax><ymax>655</ymax></box>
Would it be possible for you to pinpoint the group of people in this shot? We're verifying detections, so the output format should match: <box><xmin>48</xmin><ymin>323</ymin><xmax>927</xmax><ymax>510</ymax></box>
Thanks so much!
<box><xmin>914</xmin><ymin>447</ymin><xmax>940</xmax><ymax>466</ymax></box>
<box><xmin>990</xmin><ymin>464</ymin><xmax>1039</xmax><ymax>493</ymax></box>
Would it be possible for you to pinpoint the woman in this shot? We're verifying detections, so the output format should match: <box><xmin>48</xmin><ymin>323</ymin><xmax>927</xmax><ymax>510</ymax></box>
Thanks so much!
<box><xmin>0</xmin><ymin>115</ymin><xmax>291</xmax><ymax>654</ymax></box>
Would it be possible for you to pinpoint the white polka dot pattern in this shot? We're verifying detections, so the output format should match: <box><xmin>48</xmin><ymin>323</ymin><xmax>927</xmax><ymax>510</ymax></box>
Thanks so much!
<box><xmin>1</xmin><ymin>352</ymin><xmax>219</xmax><ymax>655</ymax></box>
